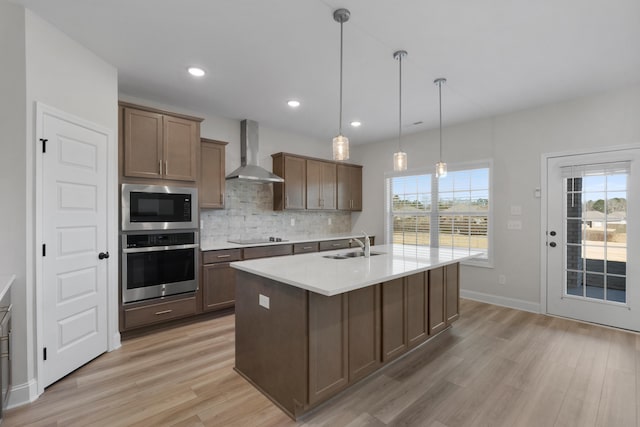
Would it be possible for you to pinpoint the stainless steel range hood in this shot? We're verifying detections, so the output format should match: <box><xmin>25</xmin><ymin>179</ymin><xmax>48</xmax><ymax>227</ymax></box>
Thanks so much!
<box><xmin>225</xmin><ymin>119</ymin><xmax>284</xmax><ymax>183</ymax></box>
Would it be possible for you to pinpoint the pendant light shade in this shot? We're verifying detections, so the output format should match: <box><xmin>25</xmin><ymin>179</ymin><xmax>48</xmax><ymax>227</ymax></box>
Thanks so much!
<box><xmin>434</xmin><ymin>78</ymin><xmax>447</xmax><ymax>178</ymax></box>
<box><xmin>332</xmin><ymin>8</ymin><xmax>350</xmax><ymax>161</ymax></box>
<box><xmin>393</xmin><ymin>50</ymin><xmax>407</xmax><ymax>171</ymax></box>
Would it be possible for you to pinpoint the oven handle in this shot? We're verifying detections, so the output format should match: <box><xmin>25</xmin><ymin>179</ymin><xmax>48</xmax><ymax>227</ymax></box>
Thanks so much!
<box><xmin>123</xmin><ymin>243</ymin><xmax>199</xmax><ymax>253</ymax></box>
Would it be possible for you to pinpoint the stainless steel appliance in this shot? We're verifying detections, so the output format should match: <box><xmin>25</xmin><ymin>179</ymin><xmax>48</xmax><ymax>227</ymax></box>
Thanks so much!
<box><xmin>122</xmin><ymin>231</ymin><xmax>199</xmax><ymax>303</ymax></box>
<box><xmin>121</xmin><ymin>184</ymin><xmax>198</xmax><ymax>231</ymax></box>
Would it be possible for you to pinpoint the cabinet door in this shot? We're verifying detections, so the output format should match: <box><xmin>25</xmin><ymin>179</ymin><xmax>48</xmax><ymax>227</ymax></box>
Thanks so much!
<box><xmin>320</xmin><ymin>161</ymin><xmax>337</xmax><ymax>210</ymax></box>
<box><xmin>200</xmin><ymin>140</ymin><xmax>226</xmax><ymax>209</ymax></box>
<box><xmin>349</xmin><ymin>165</ymin><xmax>362</xmax><ymax>211</ymax></box>
<box><xmin>202</xmin><ymin>263</ymin><xmax>236</xmax><ymax>312</ymax></box>
<box><xmin>306</xmin><ymin>160</ymin><xmax>323</xmax><ymax>210</ymax></box>
<box><xmin>123</xmin><ymin>108</ymin><xmax>163</xmax><ymax>179</ymax></box>
<box><xmin>381</xmin><ymin>277</ymin><xmax>407</xmax><ymax>362</ymax></box>
<box><xmin>283</xmin><ymin>156</ymin><xmax>306</xmax><ymax>209</ymax></box>
<box><xmin>348</xmin><ymin>285</ymin><xmax>380</xmax><ymax>382</ymax></box>
<box><xmin>446</xmin><ymin>263</ymin><xmax>460</xmax><ymax>324</ymax></box>
<box><xmin>308</xmin><ymin>292</ymin><xmax>348</xmax><ymax>404</ymax></box>
<box><xmin>429</xmin><ymin>267</ymin><xmax>447</xmax><ymax>335</ymax></box>
<box><xmin>406</xmin><ymin>272</ymin><xmax>428</xmax><ymax>347</ymax></box>
<box><xmin>336</xmin><ymin>164</ymin><xmax>351</xmax><ymax>210</ymax></box>
<box><xmin>163</xmin><ymin>115</ymin><xmax>199</xmax><ymax>181</ymax></box>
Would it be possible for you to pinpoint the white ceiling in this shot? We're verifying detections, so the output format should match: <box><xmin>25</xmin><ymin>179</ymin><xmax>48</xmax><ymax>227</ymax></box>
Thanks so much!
<box><xmin>14</xmin><ymin>0</ymin><xmax>640</xmax><ymax>144</ymax></box>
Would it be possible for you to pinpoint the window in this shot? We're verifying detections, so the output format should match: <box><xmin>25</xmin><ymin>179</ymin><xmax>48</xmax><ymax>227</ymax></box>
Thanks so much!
<box><xmin>386</xmin><ymin>161</ymin><xmax>492</xmax><ymax>266</ymax></box>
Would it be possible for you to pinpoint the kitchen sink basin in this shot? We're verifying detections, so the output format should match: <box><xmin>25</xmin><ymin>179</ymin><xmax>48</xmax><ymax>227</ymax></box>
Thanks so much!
<box><xmin>323</xmin><ymin>251</ymin><xmax>384</xmax><ymax>260</ymax></box>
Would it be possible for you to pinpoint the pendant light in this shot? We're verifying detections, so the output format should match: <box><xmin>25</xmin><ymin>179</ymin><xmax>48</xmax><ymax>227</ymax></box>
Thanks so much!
<box><xmin>393</xmin><ymin>50</ymin><xmax>408</xmax><ymax>171</ymax></box>
<box><xmin>332</xmin><ymin>8</ymin><xmax>350</xmax><ymax>161</ymax></box>
<box><xmin>434</xmin><ymin>77</ymin><xmax>447</xmax><ymax>178</ymax></box>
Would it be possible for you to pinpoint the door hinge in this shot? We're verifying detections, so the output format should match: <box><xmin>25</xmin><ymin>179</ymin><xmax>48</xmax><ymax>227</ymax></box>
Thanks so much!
<box><xmin>40</xmin><ymin>138</ymin><xmax>48</xmax><ymax>153</ymax></box>
<box><xmin>43</xmin><ymin>347</ymin><xmax>47</xmax><ymax>361</ymax></box>
<box><xmin>42</xmin><ymin>244</ymin><xmax>46</xmax><ymax>257</ymax></box>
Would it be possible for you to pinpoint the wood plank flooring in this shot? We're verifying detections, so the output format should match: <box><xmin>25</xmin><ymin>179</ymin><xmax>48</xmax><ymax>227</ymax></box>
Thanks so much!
<box><xmin>6</xmin><ymin>299</ymin><xmax>640</xmax><ymax>426</ymax></box>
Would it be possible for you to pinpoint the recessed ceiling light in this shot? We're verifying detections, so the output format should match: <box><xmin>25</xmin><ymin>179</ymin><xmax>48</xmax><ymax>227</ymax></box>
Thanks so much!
<box><xmin>287</xmin><ymin>100</ymin><xmax>301</xmax><ymax>108</ymax></box>
<box><xmin>350</xmin><ymin>121</ymin><xmax>362</xmax><ymax>127</ymax></box>
<box><xmin>187</xmin><ymin>67</ymin><xmax>205</xmax><ymax>77</ymax></box>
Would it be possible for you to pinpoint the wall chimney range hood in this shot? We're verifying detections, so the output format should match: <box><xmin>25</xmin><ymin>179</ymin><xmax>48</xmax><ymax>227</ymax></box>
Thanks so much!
<box><xmin>225</xmin><ymin>119</ymin><xmax>284</xmax><ymax>183</ymax></box>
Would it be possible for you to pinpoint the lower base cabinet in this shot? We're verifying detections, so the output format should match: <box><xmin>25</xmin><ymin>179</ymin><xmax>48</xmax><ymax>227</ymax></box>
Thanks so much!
<box><xmin>122</xmin><ymin>295</ymin><xmax>197</xmax><ymax>330</ymax></box>
<box><xmin>235</xmin><ymin>263</ymin><xmax>460</xmax><ymax>419</ymax></box>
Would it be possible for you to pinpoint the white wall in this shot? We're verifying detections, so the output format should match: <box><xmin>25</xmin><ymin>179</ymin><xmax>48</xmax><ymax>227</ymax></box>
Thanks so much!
<box><xmin>2</xmin><ymin>4</ymin><xmax>119</xmax><ymax>406</ymax></box>
<box><xmin>352</xmin><ymin>85</ymin><xmax>640</xmax><ymax>311</ymax></box>
<box><xmin>0</xmin><ymin>0</ymin><xmax>28</xmax><ymax>403</ymax></box>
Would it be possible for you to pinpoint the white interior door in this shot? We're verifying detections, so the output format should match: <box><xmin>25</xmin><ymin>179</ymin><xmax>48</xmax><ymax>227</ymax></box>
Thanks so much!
<box><xmin>41</xmin><ymin>111</ymin><xmax>109</xmax><ymax>387</ymax></box>
<box><xmin>546</xmin><ymin>148</ymin><xmax>640</xmax><ymax>331</ymax></box>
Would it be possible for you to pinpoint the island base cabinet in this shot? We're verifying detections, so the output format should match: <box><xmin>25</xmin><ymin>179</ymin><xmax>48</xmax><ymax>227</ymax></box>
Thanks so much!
<box><xmin>407</xmin><ymin>272</ymin><xmax>429</xmax><ymax>348</ymax></box>
<box><xmin>347</xmin><ymin>285</ymin><xmax>381</xmax><ymax>382</ymax></box>
<box><xmin>308</xmin><ymin>293</ymin><xmax>348</xmax><ymax>404</ymax></box>
<box><xmin>381</xmin><ymin>278</ymin><xmax>408</xmax><ymax>362</ymax></box>
<box><xmin>234</xmin><ymin>271</ymin><xmax>308</xmax><ymax>418</ymax></box>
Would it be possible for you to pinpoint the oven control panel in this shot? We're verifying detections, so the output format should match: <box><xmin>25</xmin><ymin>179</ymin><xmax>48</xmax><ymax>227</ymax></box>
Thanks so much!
<box><xmin>126</xmin><ymin>232</ymin><xmax>196</xmax><ymax>248</ymax></box>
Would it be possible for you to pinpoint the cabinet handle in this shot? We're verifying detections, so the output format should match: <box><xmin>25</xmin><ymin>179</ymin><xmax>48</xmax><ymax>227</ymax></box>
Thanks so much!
<box><xmin>159</xmin><ymin>160</ymin><xmax>162</xmax><ymax>174</ymax></box>
<box><xmin>155</xmin><ymin>309</ymin><xmax>173</xmax><ymax>315</ymax></box>
<box><xmin>217</xmin><ymin>254</ymin><xmax>231</xmax><ymax>258</ymax></box>
<box><xmin>332</xmin><ymin>243</ymin><xmax>341</xmax><ymax>247</ymax></box>
<box><xmin>302</xmin><ymin>246</ymin><xmax>312</xmax><ymax>250</ymax></box>
<box><xmin>165</xmin><ymin>161</ymin><xmax>168</xmax><ymax>175</ymax></box>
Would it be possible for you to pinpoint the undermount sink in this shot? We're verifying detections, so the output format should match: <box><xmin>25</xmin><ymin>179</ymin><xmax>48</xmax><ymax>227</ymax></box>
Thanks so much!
<box><xmin>323</xmin><ymin>251</ymin><xmax>384</xmax><ymax>260</ymax></box>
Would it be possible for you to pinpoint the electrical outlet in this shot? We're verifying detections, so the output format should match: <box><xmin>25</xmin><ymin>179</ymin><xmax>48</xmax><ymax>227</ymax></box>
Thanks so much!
<box><xmin>328</xmin><ymin>218</ymin><xmax>332</xmax><ymax>225</ymax></box>
<box><xmin>507</xmin><ymin>220</ymin><xmax>522</xmax><ymax>230</ymax></box>
<box><xmin>498</xmin><ymin>275</ymin><xmax>506</xmax><ymax>285</ymax></box>
<box><xmin>259</xmin><ymin>294</ymin><xmax>270</xmax><ymax>309</ymax></box>
<box><xmin>510</xmin><ymin>205</ymin><xmax>522</xmax><ymax>215</ymax></box>
<box><xmin>290</xmin><ymin>218</ymin><xmax>295</xmax><ymax>226</ymax></box>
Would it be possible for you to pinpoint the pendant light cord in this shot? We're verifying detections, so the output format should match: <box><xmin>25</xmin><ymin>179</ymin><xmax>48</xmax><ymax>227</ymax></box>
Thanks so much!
<box><xmin>398</xmin><ymin>54</ymin><xmax>402</xmax><ymax>151</ymax></box>
<box><xmin>338</xmin><ymin>20</ymin><xmax>344</xmax><ymax>136</ymax></box>
<box><xmin>438</xmin><ymin>80</ymin><xmax>443</xmax><ymax>162</ymax></box>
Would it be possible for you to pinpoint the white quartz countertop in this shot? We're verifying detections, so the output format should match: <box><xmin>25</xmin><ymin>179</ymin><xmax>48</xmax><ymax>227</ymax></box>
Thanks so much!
<box><xmin>231</xmin><ymin>244</ymin><xmax>482</xmax><ymax>296</ymax></box>
<box><xmin>200</xmin><ymin>233</ymin><xmax>373</xmax><ymax>251</ymax></box>
<box><xmin>0</xmin><ymin>274</ymin><xmax>15</xmax><ymax>302</ymax></box>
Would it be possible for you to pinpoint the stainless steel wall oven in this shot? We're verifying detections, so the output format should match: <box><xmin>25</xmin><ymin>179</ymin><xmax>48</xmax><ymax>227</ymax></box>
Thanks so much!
<box><xmin>121</xmin><ymin>231</ymin><xmax>199</xmax><ymax>303</ymax></box>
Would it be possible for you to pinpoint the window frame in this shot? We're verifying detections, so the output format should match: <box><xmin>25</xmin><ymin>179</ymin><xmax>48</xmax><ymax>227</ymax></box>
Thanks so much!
<box><xmin>385</xmin><ymin>159</ymin><xmax>493</xmax><ymax>267</ymax></box>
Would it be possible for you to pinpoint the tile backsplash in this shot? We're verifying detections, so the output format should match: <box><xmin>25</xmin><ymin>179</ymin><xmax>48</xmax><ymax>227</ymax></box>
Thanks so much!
<box><xmin>200</xmin><ymin>180</ymin><xmax>351</xmax><ymax>242</ymax></box>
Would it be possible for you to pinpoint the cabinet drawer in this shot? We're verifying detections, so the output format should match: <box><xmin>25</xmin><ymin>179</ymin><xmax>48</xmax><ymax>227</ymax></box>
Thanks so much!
<box><xmin>123</xmin><ymin>295</ymin><xmax>197</xmax><ymax>330</ymax></box>
<box><xmin>202</xmin><ymin>249</ymin><xmax>242</xmax><ymax>264</ymax></box>
<box><xmin>243</xmin><ymin>244</ymin><xmax>293</xmax><ymax>260</ymax></box>
<box><xmin>319</xmin><ymin>239</ymin><xmax>350</xmax><ymax>251</ymax></box>
<box><xmin>294</xmin><ymin>242</ymin><xmax>319</xmax><ymax>254</ymax></box>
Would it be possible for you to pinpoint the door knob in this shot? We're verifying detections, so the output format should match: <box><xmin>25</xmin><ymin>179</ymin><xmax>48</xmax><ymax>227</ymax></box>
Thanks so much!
<box><xmin>98</xmin><ymin>252</ymin><xmax>110</xmax><ymax>260</ymax></box>
<box><xmin>549</xmin><ymin>242</ymin><xmax>557</xmax><ymax>248</ymax></box>
<box><xmin>549</xmin><ymin>231</ymin><xmax>556</xmax><ymax>236</ymax></box>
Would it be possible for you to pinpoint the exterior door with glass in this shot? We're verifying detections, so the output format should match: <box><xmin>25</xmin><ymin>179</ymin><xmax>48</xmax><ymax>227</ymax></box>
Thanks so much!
<box><xmin>546</xmin><ymin>148</ymin><xmax>640</xmax><ymax>331</ymax></box>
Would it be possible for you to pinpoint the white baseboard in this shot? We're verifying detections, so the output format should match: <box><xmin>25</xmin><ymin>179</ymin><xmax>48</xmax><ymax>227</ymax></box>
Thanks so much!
<box><xmin>110</xmin><ymin>331</ymin><xmax>121</xmax><ymax>351</ymax></box>
<box><xmin>461</xmin><ymin>289</ymin><xmax>541</xmax><ymax>314</ymax></box>
<box><xmin>6</xmin><ymin>378</ymin><xmax>39</xmax><ymax>409</ymax></box>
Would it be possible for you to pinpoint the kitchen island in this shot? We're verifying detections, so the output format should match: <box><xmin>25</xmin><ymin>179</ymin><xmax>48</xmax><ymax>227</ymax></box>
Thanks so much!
<box><xmin>231</xmin><ymin>244</ymin><xmax>480</xmax><ymax>419</ymax></box>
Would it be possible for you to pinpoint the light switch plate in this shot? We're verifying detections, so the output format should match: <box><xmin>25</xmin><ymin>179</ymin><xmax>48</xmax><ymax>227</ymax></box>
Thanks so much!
<box><xmin>510</xmin><ymin>205</ymin><xmax>522</xmax><ymax>215</ymax></box>
<box><xmin>290</xmin><ymin>218</ymin><xmax>295</xmax><ymax>226</ymax></box>
<box><xmin>507</xmin><ymin>220</ymin><xmax>522</xmax><ymax>230</ymax></box>
<box><xmin>259</xmin><ymin>294</ymin><xmax>270</xmax><ymax>309</ymax></box>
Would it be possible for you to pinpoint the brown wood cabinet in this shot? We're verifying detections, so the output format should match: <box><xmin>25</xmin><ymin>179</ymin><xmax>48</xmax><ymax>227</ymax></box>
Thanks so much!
<box><xmin>122</xmin><ymin>105</ymin><xmax>200</xmax><ymax>182</ymax></box>
<box><xmin>381</xmin><ymin>277</ymin><xmax>408</xmax><ymax>362</ymax></box>
<box><xmin>201</xmin><ymin>249</ymin><xmax>242</xmax><ymax>312</ymax></box>
<box><xmin>337</xmin><ymin>164</ymin><xmax>362</xmax><ymax>211</ymax></box>
<box><xmin>319</xmin><ymin>239</ymin><xmax>351</xmax><ymax>251</ymax></box>
<box><xmin>200</xmin><ymin>138</ymin><xmax>227</xmax><ymax>209</ymax></box>
<box><xmin>122</xmin><ymin>294</ymin><xmax>197</xmax><ymax>330</ymax></box>
<box><xmin>348</xmin><ymin>285</ymin><xmax>381</xmax><ymax>382</ymax></box>
<box><xmin>429</xmin><ymin>267</ymin><xmax>447</xmax><ymax>335</ymax></box>
<box><xmin>406</xmin><ymin>272</ymin><xmax>429</xmax><ymax>348</ymax></box>
<box><xmin>308</xmin><ymin>292</ymin><xmax>349</xmax><ymax>404</ymax></box>
<box><xmin>445</xmin><ymin>263</ymin><xmax>460</xmax><ymax>323</ymax></box>
<box><xmin>272</xmin><ymin>154</ymin><xmax>306</xmax><ymax>210</ymax></box>
<box><xmin>293</xmin><ymin>242</ymin><xmax>319</xmax><ymax>254</ymax></box>
<box><xmin>306</xmin><ymin>160</ymin><xmax>336</xmax><ymax>210</ymax></box>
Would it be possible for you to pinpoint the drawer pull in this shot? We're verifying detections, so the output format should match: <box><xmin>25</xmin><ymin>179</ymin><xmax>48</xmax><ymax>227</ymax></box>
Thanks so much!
<box><xmin>332</xmin><ymin>243</ymin><xmax>341</xmax><ymax>247</ymax></box>
<box><xmin>155</xmin><ymin>309</ymin><xmax>173</xmax><ymax>315</ymax></box>
<box><xmin>217</xmin><ymin>254</ymin><xmax>231</xmax><ymax>258</ymax></box>
<box><xmin>302</xmin><ymin>246</ymin><xmax>312</xmax><ymax>250</ymax></box>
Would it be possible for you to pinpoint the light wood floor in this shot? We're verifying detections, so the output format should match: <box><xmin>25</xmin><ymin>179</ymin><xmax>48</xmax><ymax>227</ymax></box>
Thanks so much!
<box><xmin>6</xmin><ymin>299</ymin><xmax>640</xmax><ymax>426</ymax></box>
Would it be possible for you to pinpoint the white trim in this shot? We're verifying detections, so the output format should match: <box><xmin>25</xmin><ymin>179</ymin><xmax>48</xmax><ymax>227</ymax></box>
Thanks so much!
<box><xmin>461</xmin><ymin>289</ymin><xmax>541</xmax><ymax>314</ymax></box>
<box><xmin>6</xmin><ymin>379</ymin><xmax>39</xmax><ymax>409</ymax></box>
<box><xmin>34</xmin><ymin>102</ymin><xmax>119</xmax><ymax>396</ymax></box>
<box><xmin>540</xmin><ymin>143</ymin><xmax>640</xmax><ymax>317</ymax></box>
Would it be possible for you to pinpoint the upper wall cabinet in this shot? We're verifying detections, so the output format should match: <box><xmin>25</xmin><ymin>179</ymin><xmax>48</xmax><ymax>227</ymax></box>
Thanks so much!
<box><xmin>337</xmin><ymin>164</ymin><xmax>362</xmax><ymax>211</ymax></box>
<box><xmin>272</xmin><ymin>153</ymin><xmax>306</xmax><ymax>210</ymax></box>
<box><xmin>200</xmin><ymin>138</ymin><xmax>228</xmax><ymax>209</ymax></box>
<box><xmin>122</xmin><ymin>104</ymin><xmax>202</xmax><ymax>182</ymax></box>
<box><xmin>272</xmin><ymin>153</ymin><xmax>362</xmax><ymax>211</ymax></box>
<box><xmin>307</xmin><ymin>159</ymin><xmax>336</xmax><ymax>210</ymax></box>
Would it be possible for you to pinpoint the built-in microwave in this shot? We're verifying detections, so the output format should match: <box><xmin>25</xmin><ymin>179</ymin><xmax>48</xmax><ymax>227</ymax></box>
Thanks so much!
<box><xmin>122</xmin><ymin>184</ymin><xmax>198</xmax><ymax>231</ymax></box>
